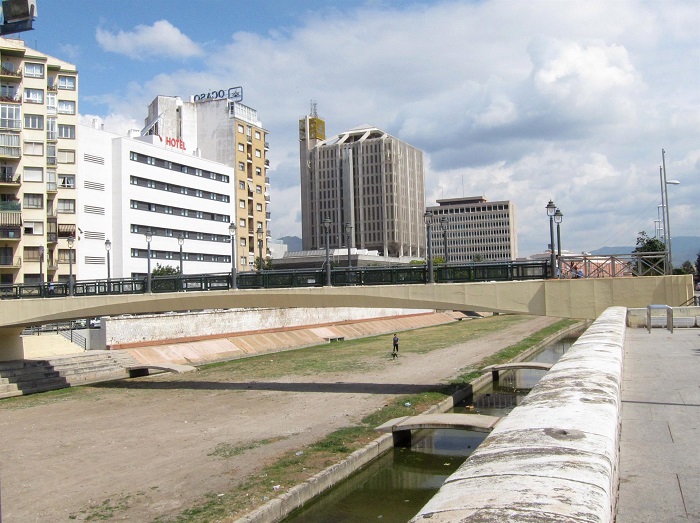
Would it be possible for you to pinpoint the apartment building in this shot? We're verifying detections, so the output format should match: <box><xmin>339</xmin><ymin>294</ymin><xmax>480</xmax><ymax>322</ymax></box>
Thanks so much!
<box><xmin>77</xmin><ymin>124</ymin><xmax>236</xmax><ymax>280</ymax></box>
<box><xmin>299</xmin><ymin>112</ymin><xmax>425</xmax><ymax>257</ymax></box>
<box><xmin>0</xmin><ymin>37</ymin><xmax>78</xmax><ymax>285</ymax></box>
<box><xmin>426</xmin><ymin>196</ymin><xmax>518</xmax><ymax>262</ymax></box>
<box><xmin>143</xmin><ymin>95</ymin><xmax>270</xmax><ymax>271</ymax></box>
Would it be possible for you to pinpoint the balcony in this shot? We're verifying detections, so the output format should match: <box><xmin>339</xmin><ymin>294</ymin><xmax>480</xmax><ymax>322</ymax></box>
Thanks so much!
<box><xmin>265</xmin><ymin>177</ymin><xmax>270</xmax><ymax>186</ymax></box>
<box><xmin>0</xmin><ymin>171</ymin><xmax>18</xmax><ymax>184</ymax></box>
<box><xmin>47</xmin><ymin>85</ymin><xmax>58</xmax><ymax>92</ymax></box>
<box><xmin>0</xmin><ymin>226</ymin><xmax>20</xmax><ymax>240</ymax></box>
<box><xmin>264</xmin><ymin>141</ymin><xmax>269</xmax><ymax>150</ymax></box>
<box><xmin>0</xmin><ymin>93</ymin><xmax>21</xmax><ymax>103</ymax></box>
<box><xmin>48</xmin><ymin>258</ymin><xmax>58</xmax><ymax>270</ymax></box>
<box><xmin>0</xmin><ymin>66</ymin><xmax>21</xmax><ymax>80</ymax></box>
<box><xmin>0</xmin><ymin>256</ymin><xmax>21</xmax><ymax>268</ymax></box>
<box><xmin>264</xmin><ymin>159</ymin><xmax>270</xmax><ymax>168</ymax></box>
<box><xmin>46</xmin><ymin>182</ymin><xmax>57</xmax><ymax>193</ymax></box>
<box><xmin>47</xmin><ymin>232</ymin><xmax>57</xmax><ymax>243</ymax></box>
<box><xmin>46</xmin><ymin>130</ymin><xmax>57</xmax><ymax>141</ymax></box>
<box><xmin>47</xmin><ymin>156</ymin><xmax>57</xmax><ymax>166</ymax></box>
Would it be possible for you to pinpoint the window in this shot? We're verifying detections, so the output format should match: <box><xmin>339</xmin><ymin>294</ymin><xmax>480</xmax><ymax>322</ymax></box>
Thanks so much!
<box><xmin>23</xmin><ymin>88</ymin><xmax>44</xmax><ymax>104</ymax></box>
<box><xmin>256</xmin><ymin>203</ymin><xmax>262</xmax><ymax>211</ymax></box>
<box><xmin>238</xmin><ymin>181</ymin><xmax>245</xmax><ymax>190</ymax></box>
<box><xmin>24</xmin><ymin>114</ymin><xmax>43</xmax><ymax>129</ymax></box>
<box><xmin>239</xmin><ymin>218</ymin><xmax>246</xmax><ymax>227</ymax></box>
<box><xmin>57</xmin><ymin>124</ymin><xmax>75</xmax><ymax>139</ymax></box>
<box><xmin>57</xmin><ymin>100</ymin><xmax>76</xmax><ymax>115</ymax></box>
<box><xmin>0</xmin><ymin>83</ymin><xmax>16</xmax><ymax>99</ymax></box>
<box><xmin>57</xmin><ymin>199</ymin><xmax>75</xmax><ymax>213</ymax></box>
<box><xmin>24</xmin><ymin>63</ymin><xmax>44</xmax><ymax>78</ymax></box>
<box><xmin>57</xmin><ymin>149</ymin><xmax>75</xmax><ymax>163</ymax></box>
<box><xmin>57</xmin><ymin>76</ymin><xmax>76</xmax><ymax>90</ymax></box>
<box><xmin>46</xmin><ymin>92</ymin><xmax>56</xmax><ymax>113</ymax></box>
<box><xmin>238</xmin><ymin>162</ymin><xmax>245</xmax><ymax>171</ymax></box>
<box><xmin>23</xmin><ymin>221</ymin><xmax>44</xmax><ymax>235</ymax></box>
<box><xmin>255</xmin><ymin>167</ymin><xmax>262</xmax><ymax>176</ymax></box>
<box><xmin>239</xmin><ymin>200</ymin><xmax>245</xmax><ymax>208</ymax></box>
<box><xmin>0</xmin><ymin>104</ymin><xmax>21</xmax><ymax>129</ymax></box>
<box><xmin>238</xmin><ymin>143</ymin><xmax>244</xmax><ymax>152</ymax></box>
<box><xmin>255</xmin><ymin>131</ymin><xmax>261</xmax><ymax>140</ymax></box>
<box><xmin>23</xmin><ymin>193</ymin><xmax>43</xmax><ymax>209</ymax></box>
<box><xmin>46</xmin><ymin>117</ymin><xmax>57</xmax><ymax>140</ymax></box>
<box><xmin>255</xmin><ymin>149</ymin><xmax>261</xmax><ymax>158</ymax></box>
<box><xmin>256</xmin><ymin>185</ymin><xmax>262</xmax><ymax>194</ymax></box>
<box><xmin>59</xmin><ymin>174</ymin><xmax>75</xmax><ymax>188</ymax></box>
<box><xmin>23</xmin><ymin>167</ymin><xmax>43</xmax><ymax>182</ymax></box>
<box><xmin>237</xmin><ymin>124</ymin><xmax>244</xmax><ymax>133</ymax></box>
<box><xmin>23</xmin><ymin>141</ymin><xmax>43</xmax><ymax>155</ymax></box>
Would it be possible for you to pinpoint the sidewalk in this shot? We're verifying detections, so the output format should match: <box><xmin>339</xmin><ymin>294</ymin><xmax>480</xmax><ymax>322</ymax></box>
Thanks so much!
<box><xmin>617</xmin><ymin>327</ymin><xmax>700</xmax><ymax>522</ymax></box>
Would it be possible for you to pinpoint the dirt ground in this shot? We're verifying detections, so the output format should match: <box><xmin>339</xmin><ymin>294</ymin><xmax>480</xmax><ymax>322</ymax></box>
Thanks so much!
<box><xmin>0</xmin><ymin>316</ymin><xmax>556</xmax><ymax>522</ymax></box>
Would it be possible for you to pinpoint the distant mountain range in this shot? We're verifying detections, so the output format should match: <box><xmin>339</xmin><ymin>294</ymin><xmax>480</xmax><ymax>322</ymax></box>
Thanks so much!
<box><xmin>592</xmin><ymin>236</ymin><xmax>699</xmax><ymax>265</ymax></box>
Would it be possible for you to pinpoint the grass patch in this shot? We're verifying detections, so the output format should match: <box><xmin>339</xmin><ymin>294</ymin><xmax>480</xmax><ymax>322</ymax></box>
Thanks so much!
<box><xmin>208</xmin><ymin>437</ymin><xmax>285</xmax><ymax>459</ymax></box>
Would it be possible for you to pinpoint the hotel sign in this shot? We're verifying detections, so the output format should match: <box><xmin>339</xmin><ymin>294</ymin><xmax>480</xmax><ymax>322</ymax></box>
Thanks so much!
<box><xmin>193</xmin><ymin>86</ymin><xmax>243</xmax><ymax>103</ymax></box>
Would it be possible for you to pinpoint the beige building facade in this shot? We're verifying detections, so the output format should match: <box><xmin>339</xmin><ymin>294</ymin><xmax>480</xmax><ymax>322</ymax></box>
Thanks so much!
<box><xmin>299</xmin><ymin>113</ymin><xmax>425</xmax><ymax>257</ymax></box>
<box><xmin>427</xmin><ymin>196</ymin><xmax>518</xmax><ymax>262</ymax></box>
<box><xmin>0</xmin><ymin>37</ymin><xmax>78</xmax><ymax>285</ymax></box>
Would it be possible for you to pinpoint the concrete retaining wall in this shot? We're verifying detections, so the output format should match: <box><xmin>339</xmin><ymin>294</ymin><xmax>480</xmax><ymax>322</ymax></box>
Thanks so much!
<box><xmin>410</xmin><ymin>307</ymin><xmax>626</xmax><ymax>522</ymax></box>
<box><xmin>102</xmin><ymin>307</ymin><xmax>432</xmax><ymax>349</ymax></box>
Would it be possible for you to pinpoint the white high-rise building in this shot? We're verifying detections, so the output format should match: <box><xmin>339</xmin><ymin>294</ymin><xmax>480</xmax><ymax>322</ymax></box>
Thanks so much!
<box><xmin>77</xmin><ymin>124</ymin><xmax>236</xmax><ymax>280</ymax></box>
<box><xmin>300</xmin><ymin>111</ymin><xmax>425</xmax><ymax>257</ymax></box>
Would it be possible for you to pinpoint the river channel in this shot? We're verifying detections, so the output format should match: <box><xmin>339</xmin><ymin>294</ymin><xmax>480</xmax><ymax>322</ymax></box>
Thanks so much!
<box><xmin>282</xmin><ymin>336</ymin><xmax>575</xmax><ymax>522</ymax></box>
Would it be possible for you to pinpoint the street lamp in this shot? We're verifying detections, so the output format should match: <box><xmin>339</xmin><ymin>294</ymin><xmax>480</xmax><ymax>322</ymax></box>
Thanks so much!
<box><xmin>104</xmin><ymin>239</ymin><xmax>111</xmax><ymax>291</ymax></box>
<box><xmin>660</xmin><ymin>150</ymin><xmax>680</xmax><ymax>273</ymax></box>
<box><xmin>178</xmin><ymin>234</ymin><xmax>184</xmax><ymax>275</ymax></box>
<box><xmin>38</xmin><ymin>245</ymin><xmax>44</xmax><ymax>294</ymax></box>
<box><xmin>440</xmin><ymin>216</ymin><xmax>449</xmax><ymax>264</ymax></box>
<box><xmin>546</xmin><ymin>200</ymin><xmax>557</xmax><ymax>278</ymax></box>
<box><xmin>257</xmin><ymin>225</ymin><xmax>264</xmax><ymax>273</ymax></box>
<box><xmin>554</xmin><ymin>209</ymin><xmax>563</xmax><ymax>278</ymax></box>
<box><xmin>323</xmin><ymin>217</ymin><xmax>331</xmax><ymax>286</ymax></box>
<box><xmin>228</xmin><ymin>222</ymin><xmax>237</xmax><ymax>290</ymax></box>
<box><xmin>145</xmin><ymin>228</ymin><xmax>152</xmax><ymax>293</ymax></box>
<box><xmin>67</xmin><ymin>236</ymin><xmax>74</xmax><ymax>296</ymax></box>
<box><xmin>345</xmin><ymin>222</ymin><xmax>353</xmax><ymax>268</ymax></box>
<box><xmin>424</xmin><ymin>211</ymin><xmax>434</xmax><ymax>283</ymax></box>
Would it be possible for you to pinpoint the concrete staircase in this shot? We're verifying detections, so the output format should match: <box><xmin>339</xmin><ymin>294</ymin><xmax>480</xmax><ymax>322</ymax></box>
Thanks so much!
<box><xmin>0</xmin><ymin>351</ymin><xmax>141</xmax><ymax>399</ymax></box>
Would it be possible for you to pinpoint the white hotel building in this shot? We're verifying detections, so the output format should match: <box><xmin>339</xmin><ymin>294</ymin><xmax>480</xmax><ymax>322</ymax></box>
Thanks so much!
<box><xmin>77</xmin><ymin>125</ymin><xmax>236</xmax><ymax>280</ymax></box>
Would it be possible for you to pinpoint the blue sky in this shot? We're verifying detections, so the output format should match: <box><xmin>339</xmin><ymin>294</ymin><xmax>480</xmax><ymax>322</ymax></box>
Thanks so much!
<box><xmin>19</xmin><ymin>0</ymin><xmax>700</xmax><ymax>258</ymax></box>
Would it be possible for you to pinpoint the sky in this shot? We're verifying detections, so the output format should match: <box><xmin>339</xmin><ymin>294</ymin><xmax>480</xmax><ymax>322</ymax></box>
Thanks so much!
<box><xmin>18</xmin><ymin>0</ymin><xmax>700</xmax><ymax>258</ymax></box>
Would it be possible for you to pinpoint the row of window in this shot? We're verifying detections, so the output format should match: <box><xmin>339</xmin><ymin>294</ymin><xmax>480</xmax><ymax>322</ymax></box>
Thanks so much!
<box><xmin>236</xmin><ymin>123</ymin><xmax>263</xmax><ymax>141</ymax></box>
<box><xmin>130</xmin><ymin>224</ymin><xmax>232</xmax><ymax>244</ymax></box>
<box><xmin>130</xmin><ymin>176</ymin><xmax>230</xmax><ymax>203</ymax></box>
<box><xmin>3</xmin><ymin>61</ymin><xmax>76</xmax><ymax>89</ymax></box>
<box><xmin>23</xmin><ymin>194</ymin><xmax>75</xmax><ymax>212</ymax></box>
<box><xmin>130</xmin><ymin>199</ymin><xmax>230</xmax><ymax>223</ymax></box>
<box><xmin>0</xmin><ymin>113</ymin><xmax>75</xmax><ymax>139</ymax></box>
<box><xmin>22</xmin><ymin>168</ymin><xmax>74</xmax><ymax>187</ymax></box>
<box><xmin>129</xmin><ymin>151</ymin><xmax>229</xmax><ymax>184</ymax></box>
<box><xmin>22</xmin><ymin>143</ymin><xmax>74</xmax><ymax>163</ymax></box>
<box><xmin>131</xmin><ymin>248</ymin><xmax>231</xmax><ymax>264</ymax></box>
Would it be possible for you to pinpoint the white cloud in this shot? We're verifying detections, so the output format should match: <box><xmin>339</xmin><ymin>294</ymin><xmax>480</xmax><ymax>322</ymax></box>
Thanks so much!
<box><xmin>86</xmin><ymin>0</ymin><xmax>700</xmax><ymax>256</ymax></box>
<box><xmin>96</xmin><ymin>20</ymin><xmax>203</xmax><ymax>60</ymax></box>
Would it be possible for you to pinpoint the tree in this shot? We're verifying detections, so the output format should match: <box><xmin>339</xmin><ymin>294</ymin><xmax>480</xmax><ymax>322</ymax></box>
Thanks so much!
<box><xmin>152</xmin><ymin>263</ymin><xmax>179</xmax><ymax>276</ymax></box>
<box><xmin>633</xmin><ymin>231</ymin><xmax>666</xmax><ymax>275</ymax></box>
<box><xmin>254</xmin><ymin>257</ymin><xmax>272</xmax><ymax>270</ymax></box>
<box><xmin>673</xmin><ymin>260</ymin><xmax>696</xmax><ymax>276</ymax></box>
<box><xmin>696</xmin><ymin>250</ymin><xmax>700</xmax><ymax>276</ymax></box>
<box><xmin>633</xmin><ymin>231</ymin><xmax>665</xmax><ymax>253</ymax></box>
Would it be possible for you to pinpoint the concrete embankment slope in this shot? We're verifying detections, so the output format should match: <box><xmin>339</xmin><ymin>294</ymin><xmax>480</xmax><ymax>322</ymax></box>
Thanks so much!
<box><xmin>412</xmin><ymin>306</ymin><xmax>626</xmax><ymax>522</ymax></box>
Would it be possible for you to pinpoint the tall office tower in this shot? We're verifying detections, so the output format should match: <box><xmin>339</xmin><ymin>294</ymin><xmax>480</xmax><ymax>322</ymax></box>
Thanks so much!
<box><xmin>299</xmin><ymin>111</ymin><xmax>425</xmax><ymax>257</ymax></box>
<box><xmin>426</xmin><ymin>196</ymin><xmax>518</xmax><ymax>262</ymax></box>
<box><xmin>0</xmin><ymin>37</ymin><xmax>78</xmax><ymax>285</ymax></box>
<box><xmin>142</xmin><ymin>94</ymin><xmax>270</xmax><ymax>271</ymax></box>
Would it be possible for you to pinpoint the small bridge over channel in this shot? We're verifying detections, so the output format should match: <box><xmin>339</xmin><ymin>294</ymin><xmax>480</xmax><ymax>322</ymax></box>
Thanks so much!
<box><xmin>375</xmin><ymin>413</ymin><xmax>503</xmax><ymax>446</ymax></box>
<box><xmin>482</xmin><ymin>362</ymin><xmax>554</xmax><ymax>381</ymax></box>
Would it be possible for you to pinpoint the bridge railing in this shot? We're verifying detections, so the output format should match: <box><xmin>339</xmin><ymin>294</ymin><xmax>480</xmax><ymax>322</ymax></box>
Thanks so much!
<box><xmin>0</xmin><ymin>256</ymin><xmax>666</xmax><ymax>300</ymax></box>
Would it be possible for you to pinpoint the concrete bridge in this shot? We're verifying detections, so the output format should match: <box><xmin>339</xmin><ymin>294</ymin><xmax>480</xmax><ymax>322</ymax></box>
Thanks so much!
<box><xmin>482</xmin><ymin>362</ymin><xmax>554</xmax><ymax>381</ymax></box>
<box><xmin>375</xmin><ymin>413</ymin><xmax>502</xmax><ymax>446</ymax></box>
<box><xmin>0</xmin><ymin>274</ymin><xmax>692</xmax><ymax>360</ymax></box>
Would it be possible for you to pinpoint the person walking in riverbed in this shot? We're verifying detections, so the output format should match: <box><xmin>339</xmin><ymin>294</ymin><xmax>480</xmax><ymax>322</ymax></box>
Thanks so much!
<box><xmin>392</xmin><ymin>334</ymin><xmax>399</xmax><ymax>359</ymax></box>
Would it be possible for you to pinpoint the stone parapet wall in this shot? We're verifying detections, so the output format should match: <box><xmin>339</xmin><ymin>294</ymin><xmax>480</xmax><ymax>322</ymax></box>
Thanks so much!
<box><xmin>411</xmin><ymin>306</ymin><xmax>626</xmax><ymax>523</ymax></box>
<box><xmin>103</xmin><ymin>307</ymin><xmax>433</xmax><ymax>348</ymax></box>
<box><xmin>627</xmin><ymin>306</ymin><xmax>700</xmax><ymax>328</ymax></box>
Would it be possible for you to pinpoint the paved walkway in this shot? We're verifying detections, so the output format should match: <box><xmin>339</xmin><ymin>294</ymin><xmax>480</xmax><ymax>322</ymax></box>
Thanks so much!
<box><xmin>617</xmin><ymin>327</ymin><xmax>700</xmax><ymax>522</ymax></box>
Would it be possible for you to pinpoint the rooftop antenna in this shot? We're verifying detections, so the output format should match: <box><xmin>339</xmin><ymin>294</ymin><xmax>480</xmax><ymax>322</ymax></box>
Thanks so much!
<box><xmin>310</xmin><ymin>100</ymin><xmax>318</xmax><ymax>118</ymax></box>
